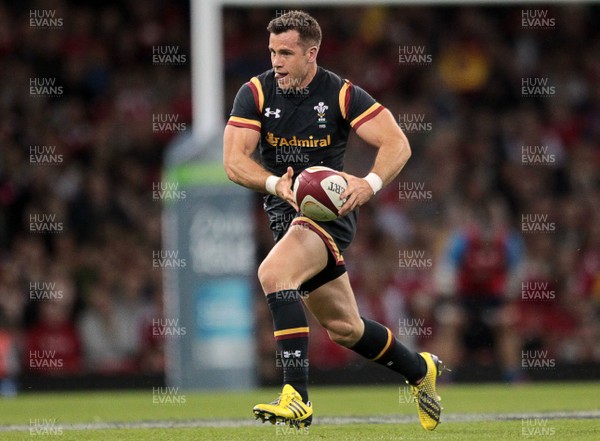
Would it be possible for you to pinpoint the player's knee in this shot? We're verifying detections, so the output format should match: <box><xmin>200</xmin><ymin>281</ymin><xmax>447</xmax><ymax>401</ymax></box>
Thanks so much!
<box><xmin>257</xmin><ymin>260</ymin><xmax>276</xmax><ymax>294</ymax></box>
<box><xmin>258</xmin><ymin>259</ymin><xmax>295</xmax><ymax>294</ymax></box>
<box><xmin>324</xmin><ymin>319</ymin><xmax>362</xmax><ymax>348</ymax></box>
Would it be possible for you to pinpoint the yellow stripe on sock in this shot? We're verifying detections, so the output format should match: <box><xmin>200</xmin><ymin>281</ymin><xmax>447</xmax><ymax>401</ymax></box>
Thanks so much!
<box><xmin>274</xmin><ymin>327</ymin><xmax>310</xmax><ymax>338</ymax></box>
<box><xmin>372</xmin><ymin>327</ymin><xmax>393</xmax><ymax>361</ymax></box>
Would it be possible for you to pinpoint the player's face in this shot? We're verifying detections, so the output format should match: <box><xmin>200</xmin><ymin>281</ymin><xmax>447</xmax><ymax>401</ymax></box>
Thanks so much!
<box><xmin>269</xmin><ymin>30</ymin><xmax>317</xmax><ymax>90</ymax></box>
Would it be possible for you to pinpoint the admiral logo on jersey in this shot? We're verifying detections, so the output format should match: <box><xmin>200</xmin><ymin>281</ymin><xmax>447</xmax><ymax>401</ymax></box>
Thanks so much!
<box><xmin>266</xmin><ymin>132</ymin><xmax>331</xmax><ymax>148</ymax></box>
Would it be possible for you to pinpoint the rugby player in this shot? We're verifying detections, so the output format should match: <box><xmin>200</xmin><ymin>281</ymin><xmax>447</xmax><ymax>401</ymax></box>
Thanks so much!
<box><xmin>224</xmin><ymin>10</ymin><xmax>446</xmax><ymax>431</ymax></box>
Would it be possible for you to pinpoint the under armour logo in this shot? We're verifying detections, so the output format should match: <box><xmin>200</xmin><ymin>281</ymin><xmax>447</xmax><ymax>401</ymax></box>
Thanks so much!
<box><xmin>264</xmin><ymin>107</ymin><xmax>281</xmax><ymax>118</ymax></box>
<box><xmin>283</xmin><ymin>350</ymin><xmax>302</xmax><ymax>359</ymax></box>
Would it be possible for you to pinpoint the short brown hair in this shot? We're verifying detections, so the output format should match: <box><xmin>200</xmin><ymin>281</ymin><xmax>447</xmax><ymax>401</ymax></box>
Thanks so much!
<box><xmin>267</xmin><ymin>10</ymin><xmax>322</xmax><ymax>50</ymax></box>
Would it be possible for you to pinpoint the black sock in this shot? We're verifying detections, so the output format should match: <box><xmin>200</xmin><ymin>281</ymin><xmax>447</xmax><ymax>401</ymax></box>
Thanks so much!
<box><xmin>266</xmin><ymin>290</ymin><xmax>309</xmax><ymax>403</ymax></box>
<box><xmin>349</xmin><ymin>317</ymin><xmax>426</xmax><ymax>385</ymax></box>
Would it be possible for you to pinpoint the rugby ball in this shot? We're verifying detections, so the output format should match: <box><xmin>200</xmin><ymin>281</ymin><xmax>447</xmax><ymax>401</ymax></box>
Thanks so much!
<box><xmin>293</xmin><ymin>166</ymin><xmax>347</xmax><ymax>221</ymax></box>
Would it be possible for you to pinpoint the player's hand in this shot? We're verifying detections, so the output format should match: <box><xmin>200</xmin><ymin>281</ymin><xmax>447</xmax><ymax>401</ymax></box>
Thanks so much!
<box><xmin>338</xmin><ymin>172</ymin><xmax>375</xmax><ymax>216</ymax></box>
<box><xmin>275</xmin><ymin>166</ymin><xmax>299</xmax><ymax>211</ymax></box>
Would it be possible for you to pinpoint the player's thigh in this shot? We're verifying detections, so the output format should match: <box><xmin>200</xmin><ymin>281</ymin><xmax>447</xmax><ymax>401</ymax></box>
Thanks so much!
<box><xmin>302</xmin><ymin>272</ymin><xmax>363</xmax><ymax>339</ymax></box>
<box><xmin>258</xmin><ymin>224</ymin><xmax>328</xmax><ymax>293</ymax></box>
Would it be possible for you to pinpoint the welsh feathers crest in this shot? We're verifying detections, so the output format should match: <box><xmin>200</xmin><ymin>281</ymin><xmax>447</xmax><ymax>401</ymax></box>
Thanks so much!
<box><xmin>314</xmin><ymin>102</ymin><xmax>328</xmax><ymax>116</ymax></box>
<box><xmin>314</xmin><ymin>102</ymin><xmax>328</xmax><ymax>124</ymax></box>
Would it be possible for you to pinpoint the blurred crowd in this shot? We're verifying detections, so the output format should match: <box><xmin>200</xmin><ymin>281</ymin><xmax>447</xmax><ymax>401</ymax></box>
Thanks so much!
<box><xmin>0</xmin><ymin>2</ymin><xmax>598</xmax><ymax>388</ymax></box>
<box><xmin>0</xmin><ymin>0</ymin><xmax>190</xmax><ymax>384</ymax></box>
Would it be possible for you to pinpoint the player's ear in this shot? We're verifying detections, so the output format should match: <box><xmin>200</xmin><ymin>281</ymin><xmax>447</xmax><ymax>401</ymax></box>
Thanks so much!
<box><xmin>306</xmin><ymin>45</ymin><xmax>319</xmax><ymax>63</ymax></box>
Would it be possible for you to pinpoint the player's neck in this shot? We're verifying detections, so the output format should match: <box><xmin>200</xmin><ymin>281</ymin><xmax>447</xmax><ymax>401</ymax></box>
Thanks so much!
<box><xmin>299</xmin><ymin>64</ymin><xmax>318</xmax><ymax>89</ymax></box>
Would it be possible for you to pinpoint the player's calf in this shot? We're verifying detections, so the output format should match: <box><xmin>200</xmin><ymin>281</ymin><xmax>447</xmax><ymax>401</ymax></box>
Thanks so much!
<box><xmin>322</xmin><ymin>318</ymin><xmax>363</xmax><ymax>348</ymax></box>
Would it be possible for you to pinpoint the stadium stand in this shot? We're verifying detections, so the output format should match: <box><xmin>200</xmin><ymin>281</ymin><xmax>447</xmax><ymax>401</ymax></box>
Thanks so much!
<box><xmin>0</xmin><ymin>2</ymin><xmax>598</xmax><ymax>387</ymax></box>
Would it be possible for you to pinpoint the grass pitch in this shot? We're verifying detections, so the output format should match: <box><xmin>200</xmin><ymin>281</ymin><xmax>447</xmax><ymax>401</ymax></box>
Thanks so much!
<box><xmin>0</xmin><ymin>382</ymin><xmax>598</xmax><ymax>440</ymax></box>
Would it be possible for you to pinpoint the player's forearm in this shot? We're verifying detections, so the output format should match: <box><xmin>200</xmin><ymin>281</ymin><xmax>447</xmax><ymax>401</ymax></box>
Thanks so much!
<box><xmin>371</xmin><ymin>131</ymin><xmax>411</xmax><ymax>187</ymax></box>
<box><xmin>223</xmin><ymin>125</ymin><xmax>273</xmax><ymax>193</ymax></box>
<box><xmin>224</xmin><ymin>154</ymin><xmax>273</xmax><ymax>193</ymax></box>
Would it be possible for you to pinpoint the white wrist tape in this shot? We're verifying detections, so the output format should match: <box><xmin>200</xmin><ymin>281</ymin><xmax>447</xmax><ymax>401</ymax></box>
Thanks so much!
<box><xmin>265</xmin><ymin>175</ymin><xmax>280</xmax><ymax>196</ymax></box>
<box><xmin>364</xmin><ymin>172</ymin><xmax>383</xmax><ymax>195</ymax></box>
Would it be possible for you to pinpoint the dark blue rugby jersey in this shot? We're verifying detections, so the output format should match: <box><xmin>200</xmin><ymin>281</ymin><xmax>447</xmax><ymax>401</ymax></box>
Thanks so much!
<box><xmin>227</xmin><ymin>67</ymin><xmax>385</xmax><ymax>176</ymax></box>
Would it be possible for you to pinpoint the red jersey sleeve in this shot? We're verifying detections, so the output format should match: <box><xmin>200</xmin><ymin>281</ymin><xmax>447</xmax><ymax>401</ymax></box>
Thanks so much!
<box><xmin>338</xmin><ymin>80</ymin><xmax>385</xmax><ymax>131</ymax></box>
<box><xmin>227</xmin><ymin>77</ymin><xmax>264</xmax><ymax>132</ymax></box>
